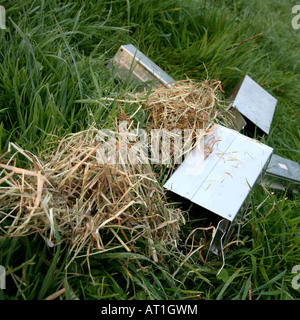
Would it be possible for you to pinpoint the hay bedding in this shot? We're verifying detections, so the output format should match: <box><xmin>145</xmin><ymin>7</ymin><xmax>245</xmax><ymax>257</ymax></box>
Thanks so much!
<box><xmin>141</xmin><ymin>79</ymin><xmax>233</xmax><ymax>160</ymax></box>
<box><xmin>144</xmin><ymin>79</ymin><xmax>227</xmax><ymax>131</ymax></box>
<box><xmin>0</xmin><ymin>131</ymin><xmax>183</xmax><ymax>261</ymax></box>
<box><xmin>0</xmin><ymin>79</ymin><xmax>230</xmax><ymax>260</ymax></box>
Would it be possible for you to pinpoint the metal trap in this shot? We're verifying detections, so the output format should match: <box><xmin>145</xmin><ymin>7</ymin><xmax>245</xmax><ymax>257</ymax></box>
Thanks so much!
<box><xmin>107</xmin><ymin>44</ymin><xmax>297</xmax><ymax>270</ymax></box>
<box><xmin>264</xmin><ymin>154</ymin><xmax>300</xmax><ymax>194</ymax></box>
<box><xmin>107</xmin><ymin>44</ymin><xmax>175</xmax><ymax>89</ymax></box>
<box><xmin>164</xmin><ymin>124</ymin><xmax>273</xmax><ymax>273</ymax></box>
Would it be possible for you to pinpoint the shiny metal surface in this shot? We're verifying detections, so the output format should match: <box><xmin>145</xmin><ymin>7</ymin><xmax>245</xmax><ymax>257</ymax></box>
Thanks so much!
<box><xmin>229</xmin><ymin>75</ymin><xmax>277</xmax><ymax>134</ymax></box>
<box><xmin>164</xmin><ymin>124</ymin><xmax>273</xmax><ymax>222</ymax></box>
<box><xmin>264</xmin><ymin>154</ymin><xmax>300</xmax><ymax>194</ymax></box>
<box><xmin>107</xmin><ymin>44</ymin><xmax>175</xmax><ymax>89</ymax></box>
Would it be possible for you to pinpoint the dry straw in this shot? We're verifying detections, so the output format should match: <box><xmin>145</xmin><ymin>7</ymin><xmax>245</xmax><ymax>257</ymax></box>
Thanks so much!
<box><xmin>0</xmin><ymin>78</ymin><xmax>233</xmax><ymax>261</ymax></box>
<box><xmin>144</xmin><ymin>79</ymin><xmax>229</xmax><ymax>131</ymax></box>
<box><xmin>0</xmin><ymin>130</ymin><xmax>184</xmax><ymax>262</ymax></box>
<box><xmin>132</xmin><ymin>78</ymin><xmax>234</xmax><ymax>159</ymax></box>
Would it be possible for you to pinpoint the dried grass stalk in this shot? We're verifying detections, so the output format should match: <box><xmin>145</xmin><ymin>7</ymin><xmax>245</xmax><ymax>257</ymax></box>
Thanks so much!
<box><xmin>125</xmin><ymin>79</ymin><xmax>234</xmax><ymax>159</ymax></box>
<box><xmin>0</xmin><ymin>129</ymin><xmax>184</xmax><ymax>261</ymax></box>
<box><xmin>144</xmin><ymin>79</ymin><xmax>227</xmax><ymax>131</ymax></box>
<box><xmin>0</xmin><ymin>78</ymin><xmax>234</xmax><ymax>262</ymax></box>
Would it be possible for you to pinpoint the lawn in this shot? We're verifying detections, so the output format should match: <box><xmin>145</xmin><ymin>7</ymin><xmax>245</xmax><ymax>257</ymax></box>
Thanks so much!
<box><xmin>0</xmin><ymin>0</ymin><xmax>299</xmax><ymax>300</ymax></box>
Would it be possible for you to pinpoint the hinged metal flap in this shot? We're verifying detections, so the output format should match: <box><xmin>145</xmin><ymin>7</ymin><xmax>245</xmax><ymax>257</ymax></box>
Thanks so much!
<box><xmin>230</xmin><ymin>75</ymin><xmax>277</xmax><ymax>134</ymax></box>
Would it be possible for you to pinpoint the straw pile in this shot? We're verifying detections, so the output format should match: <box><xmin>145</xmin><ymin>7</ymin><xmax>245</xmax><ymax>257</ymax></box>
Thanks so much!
<box><xmin>0</xmin><ymin>129</ymin><xmax>184</xmax><ymax>261</ymax></box>
<box><xmin>134</xmin><ymin>79</ymin><xmax>233</xmax><ymax>159</ymax></box>
<box><xmin>0</xmin><ymin>78</ymin><xmax>232</xmax><ymax>261</ymax></box>
<box><xmin>144</xmin><ymin>79</ymin><xmax>227</xmax><ymax>129</ymax></box>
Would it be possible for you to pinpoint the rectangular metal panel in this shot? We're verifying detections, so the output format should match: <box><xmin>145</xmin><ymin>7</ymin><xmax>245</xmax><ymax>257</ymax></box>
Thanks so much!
<box><xmin>229</xmin><ymin>75</ymin><xmax>277</xmax><ymax>134</ymax></box>
<box><xmin>164</xmin><ymin>124</ymin><xmax>273</xmax><ymax>222</ymax></box>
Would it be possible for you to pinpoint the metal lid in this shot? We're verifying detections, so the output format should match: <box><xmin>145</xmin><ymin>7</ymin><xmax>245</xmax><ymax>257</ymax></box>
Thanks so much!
<box><xmin>231</xmin><ymin>75</ymin><xmax>277</xmax><ymax>134</ymax></box>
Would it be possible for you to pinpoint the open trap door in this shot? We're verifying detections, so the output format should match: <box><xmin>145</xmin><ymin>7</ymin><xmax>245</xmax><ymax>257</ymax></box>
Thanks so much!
<box><xmin>227</xmin><ymin>74</ymin><xmax>277</xmax><ymax>135</ymax></box>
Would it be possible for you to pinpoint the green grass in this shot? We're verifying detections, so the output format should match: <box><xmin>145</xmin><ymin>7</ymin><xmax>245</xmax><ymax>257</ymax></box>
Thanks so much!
<box><xmin>0</xmin><ymin>0</ymin><xmax>299</xmax><ymax>300</ymax></box>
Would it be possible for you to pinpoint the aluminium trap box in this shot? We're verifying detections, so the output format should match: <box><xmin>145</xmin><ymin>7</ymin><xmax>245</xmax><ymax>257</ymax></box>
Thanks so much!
<box><xmin>264</xmin><ymin>154</ymin><xmax>300</xmax><ymax>194</ymax></box>
<box><xmin>163</xmin><ymin>124</ymin><xmax>273</xmax><ymax>256</ymax></box>
<box><xmin>107</xmin><ymin>44</ymin><xmax>175</xmax><ymax>89</ymax></box>
<box><xmin>228</xmin><ymin>75</ymin><xmax>277</xmax><ymax>134</ymax></box>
